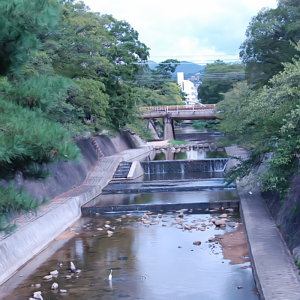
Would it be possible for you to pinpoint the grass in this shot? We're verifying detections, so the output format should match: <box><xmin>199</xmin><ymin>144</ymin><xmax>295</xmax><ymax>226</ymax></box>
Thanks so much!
<box><xmin>168</xmin><ymin>140</ymin><xmax>188</xmax><ymax>145</ymax></box>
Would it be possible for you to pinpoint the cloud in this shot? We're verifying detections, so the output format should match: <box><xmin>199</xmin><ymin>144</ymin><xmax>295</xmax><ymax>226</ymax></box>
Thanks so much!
<box><xmin>84</xmin><ymin>0</ymin><xmax>278</xmax><ymax>62</ymax></box>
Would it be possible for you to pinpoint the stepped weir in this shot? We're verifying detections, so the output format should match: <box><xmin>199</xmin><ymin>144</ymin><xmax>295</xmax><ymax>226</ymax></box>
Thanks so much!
<box><xmin>140</xmin><ymin>158</ymin><xmax>229</xmax><ymax>174</ymax></box>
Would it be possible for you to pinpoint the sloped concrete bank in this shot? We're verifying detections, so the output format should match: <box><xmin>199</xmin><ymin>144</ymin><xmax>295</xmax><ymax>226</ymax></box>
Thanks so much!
<box><xmin>226</xmin><ymin>146</ymin><xmax>300</xmax><ymax>300</ymax></box>
<box><xmin>0</xmin><ymin>133</ymin><xmax>152</xmax><ymax>286</ymax></box>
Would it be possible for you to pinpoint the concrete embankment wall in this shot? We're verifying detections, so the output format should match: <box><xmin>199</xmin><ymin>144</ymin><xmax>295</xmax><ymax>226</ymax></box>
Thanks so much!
<box><xmin>0</xmin><ymin>132</ymin><xmax>152</xmax><ymax>285</ymax></box>
<box><xmin>226</xmin><ymin>146</ymin><xmax>300</xmax><ymax>300</ymax></box>
<box><xmin>12</xmin><ymin>131</ymin><xmax>143</xmax><ymax>201</ymax></box>
<box><xmin>262</xmin><ymin>177</ymin><xmax>300</xmax><ymax>260</ymax></box>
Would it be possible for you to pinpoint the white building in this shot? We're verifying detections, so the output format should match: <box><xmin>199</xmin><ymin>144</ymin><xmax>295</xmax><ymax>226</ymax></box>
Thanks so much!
<box><xmin>177</xmin><ymin>72</ymin><xmax>199</xmax><ymax>105</ymax></box>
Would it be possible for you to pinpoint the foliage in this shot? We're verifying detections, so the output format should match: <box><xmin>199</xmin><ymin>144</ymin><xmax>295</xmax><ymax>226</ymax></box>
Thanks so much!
<box><xmin>191</xmin><ymin>120</ymin><xmax>218</xmax><ymax>131</ymax></box>
<box><xmin>198</xmin><ymin>60</ymin><xmax>245</xmax><ymax>104</ymax></box>
<box><xmin>0</xmin><ymin>0</ymin><xmax>62</xmax><ymax>75</ymax></box>
<box><xmin>240</xmin><ymin>2</ymin><xmax>300</xmax><ymax>88</ymax></box>
<box><xmin>217</xmin><ymin>45</ymin><xmax>300</xmax><ymax>196</ymax></box>
<box><xmin>134</xmin><ymin>59</ymin><xmax>182</xmax><ymax>106</ymax></box>
<box><xmin>0</xmin><ymin>186</ymin><xmax>41</xmax><ymax>234</ymax></box>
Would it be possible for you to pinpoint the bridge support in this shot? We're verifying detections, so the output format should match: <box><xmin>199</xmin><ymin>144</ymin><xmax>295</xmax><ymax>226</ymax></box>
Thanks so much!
<box><xmin>163</xmin><ymin>116</ymin><xmax>175</xmax><ymax>140</ymax></box>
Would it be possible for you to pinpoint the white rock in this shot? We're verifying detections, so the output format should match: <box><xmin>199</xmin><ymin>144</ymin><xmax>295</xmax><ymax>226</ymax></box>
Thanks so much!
<box><xmin>60</xmin><ymin>289</ymin><xmax>68</xmax><ymax>293</ymax></box>
<box><xmin>33</xmin><ymin>291</ymin><xmax>43</xmax><ymax>299</ymax></box>
<box><xmin>42</xmin><ymin>275</ymin><xmax>52</xmax><ymax>280</ymax></box>
<box><xmin>50</xmin><ymin>270</ymin><xmax>58</xmax><ymax>275</ymax></box>
<box><xmin>35</xmin><ymin>284</ymin><xmax>41</xmax><ymax>288</ymax></box>
<box><xmin>51</xmin><ymin>282</ymin><xmax>58</xmax><ymax>290</ymax></box>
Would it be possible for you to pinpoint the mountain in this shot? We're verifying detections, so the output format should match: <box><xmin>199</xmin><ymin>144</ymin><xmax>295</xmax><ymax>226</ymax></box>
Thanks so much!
<box><xmin>146</xmin><ymin>60</ymin><xmax>205</xmax><ymax>76</ymax></box>
<box><xmin>175</xmin><ymin>61</ymin><xmax>206</xmax><ymax>74</ymax></box>
<box><xmin>147</xmin><ymin>60</ymin><xmax>158</xmax><ymax>70</ymax></box>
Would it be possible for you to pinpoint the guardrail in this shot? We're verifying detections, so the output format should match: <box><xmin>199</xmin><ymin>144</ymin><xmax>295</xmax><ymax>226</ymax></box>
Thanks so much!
<box><xmin>140</xmin><ymin>104</ymin><xmax>216</xmax><ymax>113</ymax></box>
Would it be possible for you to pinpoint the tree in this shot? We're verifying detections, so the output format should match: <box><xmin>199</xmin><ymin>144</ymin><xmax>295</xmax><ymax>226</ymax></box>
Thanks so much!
<box><xmin>44</xmin><ymin>0</ymin><xmax>150</xmax><ymax>129</ymax></box>
<box><xmin>0</xmin><ymin>0</ymin><xmax>80</xmax><ymax>231</ymax></box>
<box><xmin>240</xmin><ymin>3</ymin><xmax>300</xmax><ymax>88</ymax></box>
<box><xmin>217</xmin><ymin>43</ymin><xmax>300</xmax><ymax>196</ymax></box>
<box><xmin>0</xmin><ymin>0</ymin><xmax>62</xmax><ymax>75</ymax></box>
<box><xmin>197</xmin><ymin>60</ymin><xmax>245</xmax><ymax>104</ymax></box>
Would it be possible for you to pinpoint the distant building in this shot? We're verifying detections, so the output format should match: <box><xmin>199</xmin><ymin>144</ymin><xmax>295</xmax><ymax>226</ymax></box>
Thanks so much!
<box><xmin>177</xmin><ymin>72</ymin><xmax>199</xmax><ymax>105</ymax></box>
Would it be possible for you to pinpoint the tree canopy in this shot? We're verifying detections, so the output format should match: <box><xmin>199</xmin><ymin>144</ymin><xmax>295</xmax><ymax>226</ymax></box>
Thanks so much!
<box><xmin>240</xmin><ymin>1</ymin><xmax>300</xmax><ymax>88</ymax></box>
<box><xmin>197</xmin><ymin>60</ymin><xmax>245</xmax><ymax>104</ymax></box>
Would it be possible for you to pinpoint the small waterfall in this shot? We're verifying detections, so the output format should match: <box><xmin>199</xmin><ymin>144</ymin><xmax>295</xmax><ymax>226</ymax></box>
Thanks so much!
<box><xmin>140</xmin><ymin>159</ymin><xmax>228</xmax><ymax>174</ymax></box>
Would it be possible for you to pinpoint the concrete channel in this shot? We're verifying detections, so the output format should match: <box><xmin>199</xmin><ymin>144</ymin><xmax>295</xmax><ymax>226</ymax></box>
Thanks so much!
<box><xmin>1</xmin><ymin>143</ymin><xmax>300</xmax><ymax>300</ymax></box>
<box><xmin>0</xmin><ymin>144</ymin><xmax>152</xmax><ymax>286</ymax></box>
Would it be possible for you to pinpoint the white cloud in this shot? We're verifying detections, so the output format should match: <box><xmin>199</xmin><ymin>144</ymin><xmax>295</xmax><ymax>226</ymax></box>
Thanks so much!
<box><xmin>83</xmin><ymin>0</ymin><xmax>278</xmax><ymax>62</ymax></box>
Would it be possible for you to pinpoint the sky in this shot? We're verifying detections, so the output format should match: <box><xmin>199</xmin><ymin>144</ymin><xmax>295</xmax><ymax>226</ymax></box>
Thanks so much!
<box><xmin>83</xmin><ymin>0</ymin><xmax>278</xmax><ymax>64</ymax></box>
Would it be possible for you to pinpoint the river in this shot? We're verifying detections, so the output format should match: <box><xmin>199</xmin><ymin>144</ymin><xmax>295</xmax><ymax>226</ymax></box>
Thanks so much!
<box><xmin>0</xmin><ymin>124</ymin><xmax>259</xmax><ymax>300</ymax></box>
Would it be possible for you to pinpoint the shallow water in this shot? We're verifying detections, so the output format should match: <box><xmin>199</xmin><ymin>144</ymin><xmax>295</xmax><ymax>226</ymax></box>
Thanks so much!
<box><xmin>0</xmin><ymin>212</ymin><xmax>258</xmax><ymax>300</ymax></box>
<box><xmin>89</xmin><ymin>189</ymin><xmax>239</xmax><ymax>207</ymax></box>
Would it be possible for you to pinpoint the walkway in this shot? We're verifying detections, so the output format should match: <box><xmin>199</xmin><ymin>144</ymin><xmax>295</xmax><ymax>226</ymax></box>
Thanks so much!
<box><xmin>226</xmin><ymin>146</ymin><xmax>300</xmax><ymax>300</ymax></box>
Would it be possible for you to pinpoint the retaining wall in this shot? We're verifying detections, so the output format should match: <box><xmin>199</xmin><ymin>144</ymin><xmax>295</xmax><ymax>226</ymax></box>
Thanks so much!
<box><xmin>0</xmin><ymin>134</ymin><xmax>152</xmax><ymax>285</ymax></box>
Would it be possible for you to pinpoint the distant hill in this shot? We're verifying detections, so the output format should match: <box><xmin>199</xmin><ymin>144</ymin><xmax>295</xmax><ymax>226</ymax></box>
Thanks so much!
<box><xmin>146</xmin><ymin>60</ymin><xmax>205</xmax><ymax>76</ymax></box>
<box><xmin>147</xmin><ymin>60</ymin><xmax>158</xmax><ymax>70</ymax></box>
<box><xmin>175</xmin><ymin>61</ymin><xmax>206</xmax><ymax>74</ymax></box>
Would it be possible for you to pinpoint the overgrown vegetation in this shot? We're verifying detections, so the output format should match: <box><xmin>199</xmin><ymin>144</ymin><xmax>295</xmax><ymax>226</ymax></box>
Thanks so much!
<box><xmin>216</xmin><ymin>0</ymin><xmax>300</xmax><ymax>197</ymax></box>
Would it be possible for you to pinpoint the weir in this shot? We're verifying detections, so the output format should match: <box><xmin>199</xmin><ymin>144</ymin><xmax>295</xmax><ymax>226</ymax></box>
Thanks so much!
<box><xmin>140</xmin><ymin>158</ymin><xmax>229</xmax><ymax>174</ymax></box>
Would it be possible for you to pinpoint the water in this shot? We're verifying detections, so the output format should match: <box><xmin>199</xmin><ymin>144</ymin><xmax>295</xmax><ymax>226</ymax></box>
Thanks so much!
<box><xmin>153</xmin><ymin>149</ymin><xmax>227</xmax><ymax>161</ymax></box>
<box><xmin>0</xmin><ymin>212</ymin><xmax>258</xmax><ymax>300</ymax></box>
<box><xmin>85</xmin><ymin>189</ymin><xmax>239</xmax><ymax>206</ymax></box>
<box><xmin>0</xmin><ymin>130</ymin><xmax>259</xmax><ymax>299</ymax></box>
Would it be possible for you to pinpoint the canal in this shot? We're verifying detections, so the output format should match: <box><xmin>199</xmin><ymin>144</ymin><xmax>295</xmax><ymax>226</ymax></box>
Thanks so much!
<box><xmin>0</xmin><ymin>124</ymin><xmax>259</xmax><ymax>300</ymax></box>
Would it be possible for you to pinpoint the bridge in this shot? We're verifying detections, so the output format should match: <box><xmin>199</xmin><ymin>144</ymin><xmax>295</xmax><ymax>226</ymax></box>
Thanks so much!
<box><xmin>139</xmin><ymin>105</ymin><xmax>217</xmax><ymax>140</ymax></box>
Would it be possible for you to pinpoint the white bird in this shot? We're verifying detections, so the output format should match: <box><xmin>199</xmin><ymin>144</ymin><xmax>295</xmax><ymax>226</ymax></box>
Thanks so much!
<box><xmin>108</xmin><ymin>269</ymin><xmax>112</xmax><ymax>281</ymax></box>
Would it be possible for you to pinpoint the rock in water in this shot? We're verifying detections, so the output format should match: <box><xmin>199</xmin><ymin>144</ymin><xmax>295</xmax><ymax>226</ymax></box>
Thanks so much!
<box><xmin>50</xmin><ymin>270</ymin><xmax>58</xmax><ymax>275</ymax></box>
<box><xmin>51</xmin><ymin>282</ymin><xmax>58</xmax><ymax>290</ymax></box>
<box><xmin>193</xmin><ymin>241</ymin><xmax>201</xmax><ymax>246</ymax></box>
<box><xmin>219</xmin><ymin>214</ymin><xmax>227</xmax><ymax>218</ymax></box>
<box><xmin>33</xmin><ymin>291</ymin><xmax>43</xmax><ymax>299</ymax></box>
<box><xmin>215</xmin><ymin>219</ymin><xmax>226</xmax><ymax>226</ymax></box>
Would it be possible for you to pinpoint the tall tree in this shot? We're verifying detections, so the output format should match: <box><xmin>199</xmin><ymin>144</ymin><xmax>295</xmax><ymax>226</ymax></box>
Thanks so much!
<box><xmin>197</xmin><ymin>60</ymin><xmax>245</xmax><ymax>104</ymax></box>
<box><xmin>217</xmin><ymin>43</ymin><xmax>300</xmax><ymax>196</ymax></box>
<box><xmin>240</xmin><ymin>2</ymin><xmax>300</xmax><ymax>88</ymax></box>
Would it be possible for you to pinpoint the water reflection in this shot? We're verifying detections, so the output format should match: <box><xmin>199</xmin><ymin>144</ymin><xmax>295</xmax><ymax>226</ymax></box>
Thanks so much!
<box><xmin>88</xmin><ymin>189</ymin><xmax>239</xmax><ymax>207</ymax></box>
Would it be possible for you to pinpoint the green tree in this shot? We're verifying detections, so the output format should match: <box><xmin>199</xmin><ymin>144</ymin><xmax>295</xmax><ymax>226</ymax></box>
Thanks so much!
<box><xmin>240</xmin><ymin>2</ymin><xmax>300</xmax><ymax>88</ymax></box>
<box><xmin>0</xmin><ymin>0</ymin><xmax>80</xmax><ymax>232</ymax></box>
<box><xmin>198</xmin><ymin>60</ymin><xmax>245</xmax><ymax>104</ymax></box>
<box><xmin>217</xmin><ymin>44</ymin><xmax>300</xmax><ymax>196</ymax></box>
